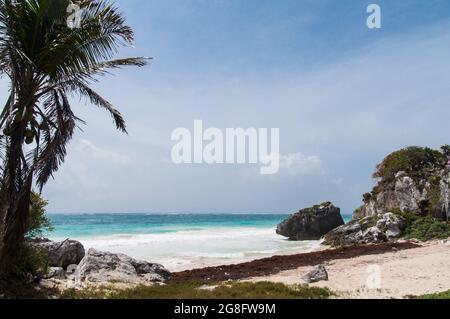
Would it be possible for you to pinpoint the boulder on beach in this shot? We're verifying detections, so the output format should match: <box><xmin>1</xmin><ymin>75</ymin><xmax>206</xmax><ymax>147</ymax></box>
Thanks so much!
<box><xmin>324</xmin><ymin>213</ymin><xmax>406</xmax><ymax>247</ymax></box>
<box><xmin>76</xmin><ymin>249</ymin><xmax>171</xmax><ymax>285</ymax></box>
<box><xmin>30</xmin><ymin>238</ymin><xmax>85</xmax><ymax>269</ymax></box>
<box><xmin>303</xmin><ymin>265</ymin><xmax>329</xmax><ymax>284</ymax></box>
<box><xmin>276</xmin><ymin>202</ymin><xmax>345</xmax><ymax>240</ymax></box>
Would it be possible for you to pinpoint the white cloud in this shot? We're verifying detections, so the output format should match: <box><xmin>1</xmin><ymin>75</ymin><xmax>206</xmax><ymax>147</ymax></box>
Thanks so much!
<box><xmin>75</xmin><ymin>139</ymin><xmax>131</xmax><ymax>165</ymax></box>
<box><xmin>279</xmin><ymin>152</ymin><xmax>325</xmax><ymax>176</ymax></box>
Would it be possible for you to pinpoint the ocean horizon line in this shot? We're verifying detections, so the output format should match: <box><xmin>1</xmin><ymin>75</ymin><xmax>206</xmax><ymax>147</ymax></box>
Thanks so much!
<box><xmin>48</xmin><ymin>212</ymin><xmax>292</xmax><ymax>216</ymax></box>
<box><xmin>47</xmin><ymin>212</ymin><xmax>353</xmax><ymax>217</ymax></box>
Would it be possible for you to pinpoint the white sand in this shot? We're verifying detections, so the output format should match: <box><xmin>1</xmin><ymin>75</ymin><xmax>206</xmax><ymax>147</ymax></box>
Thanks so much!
<box><xmin>249</xmin><ymin>241</ymin><xmax>450</xmax><ymax>299</ymax></box>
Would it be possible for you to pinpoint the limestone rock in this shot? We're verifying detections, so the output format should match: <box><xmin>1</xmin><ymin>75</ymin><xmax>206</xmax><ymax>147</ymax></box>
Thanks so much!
<box><xmin>303</xmin><ymin>265</ymin><xmax>329</xmax><ymax>283</ymax></box>
<box><xmin>376</xmin><ymin>212</ymin><xmax>406</xmax><ymax>239</ymax></box>
<box><xmin>277</xmin><ymin>202</ymin><xmax>345</xmax><ymax>241</ymax></box>
<box><xmin>76</xmin><ymin>249</ymin><xmax>171</xmax><ymax>285</ymax></box>
<box><xmin>324</xmin><ymin>213</ymin><xmax>405</xmax><ymax>247</ymax></box>
<box><xmin>30</xmin><ymin>238</ymin><xmax>85</xmax><ymax>269</ymax></box>
<box><xmin>355</xmin><ymin>169</ymin><xmax>450</xmax><ymax>221</ymax></box>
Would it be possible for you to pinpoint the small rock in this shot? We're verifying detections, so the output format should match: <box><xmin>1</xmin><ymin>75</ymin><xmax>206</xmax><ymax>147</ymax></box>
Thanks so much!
<box><xmin>303</xmin><ymin>265</ymin><xmax>329</xmax><ymax>284</ymax></box>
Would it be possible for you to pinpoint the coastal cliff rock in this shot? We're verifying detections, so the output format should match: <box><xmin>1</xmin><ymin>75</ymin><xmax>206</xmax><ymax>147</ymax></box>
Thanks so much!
<box><xmin>76</xmin><ymin>249</ymin><xmax>171</xmax><ymax>284</ymax></box>
<box><xmin>324</xmin><ymin>213</ymin><xmax>406</xmax><ymax>247</ymax></box>
<box><xmin>30</xmin><ymin>238</ymin><xmax>85</xmax><ymax>269</ymax></box>
<box><xmin>354</xmin><ymin>146</ymin><xmax>450</xmax><ymax>221</ymax></box>
<box><xmin>277</xmin><ymin>202</ymin><xmax>345</xmax><ymax>240</ymax></box>
<box><xmin>322</xmin><ymin>146</ymin><xmax>450</xmax><ymax>247</ymax></box>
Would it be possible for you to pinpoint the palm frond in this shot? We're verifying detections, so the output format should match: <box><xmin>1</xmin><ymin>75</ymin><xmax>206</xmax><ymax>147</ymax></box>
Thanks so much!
<box><xmin>72</xmin><ymin>81</ymin><xmax>127</xmax><ymax>133</ymax></box>
<box><xmin>34</xmin><ymin>89</ymin><xmax>79</xmax><ymax>189</ymax></box>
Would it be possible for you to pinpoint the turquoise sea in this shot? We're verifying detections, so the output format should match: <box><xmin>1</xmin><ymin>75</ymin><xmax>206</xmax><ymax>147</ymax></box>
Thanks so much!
<box><xmin>49</xmin><ymin>214</ymin><xmax>352</xmax><ymax>271</ymax></box>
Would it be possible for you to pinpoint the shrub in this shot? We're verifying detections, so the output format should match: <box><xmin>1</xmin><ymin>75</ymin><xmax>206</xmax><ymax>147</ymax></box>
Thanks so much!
<box><xmin>400</xmin><ymin>212</ymin><xmax>450</xmax><ymax>241</ymax></box>
<box><xmin>11</xmin><ymin>245</ymin><xmax>49</xmax><ymax>280</ymax></box>
<box><xmin>27</xmin><ymin>192</ymin><xmax>53</xmax><ymax>238</ymax></box>
<box><xmin>441</xmin><ymin>145</ymin><xmax>450</xmax><ymax>158</ymax></box>
<box><xmin>373</xmin><ymin>146</ymin><xmax>444</xmax><ymax>186</ymax></box>
<box><xmin>416</xmin><ymin>290</ymin><xmax>450</xmax><ymax>299</ymax></box>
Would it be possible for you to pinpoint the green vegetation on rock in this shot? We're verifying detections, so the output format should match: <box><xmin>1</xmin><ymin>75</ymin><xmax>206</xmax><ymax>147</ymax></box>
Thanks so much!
<box><xmin>356</xmin><ymin>145</ymin><xmax>450</xmax><ymax>220</ymax></box>
<box><xmin>400</xmin><ymin>212</ymin><xmax>450</xmax><ymax>241</ymax></box>
<box><xmin>373</xmin><ymin>146</ymin><xmax>445</xmax><ymax>187</ymax></box>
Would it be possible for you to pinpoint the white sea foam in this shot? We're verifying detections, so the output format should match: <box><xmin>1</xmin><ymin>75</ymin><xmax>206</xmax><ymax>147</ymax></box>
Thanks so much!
<box><xmin>55</xmin><ymin>227</ymin><xmax>322</xmax><ymax>271</ymax></box>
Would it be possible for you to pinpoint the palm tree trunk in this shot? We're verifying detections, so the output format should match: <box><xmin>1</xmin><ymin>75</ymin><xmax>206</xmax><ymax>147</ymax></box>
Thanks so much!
<box><xmin>0</xmin><ymin>120</ymin><xmax>32</xmax><ymax>278</ymax></box>
<box><xmin>0</xmin><ymin>177</ymin><xmax>32</xmax><ymax>276</ymax></box>
<box><xmin>0</xmin><ymin>195</ymin><xmax>8</xmax><ymax>274</ymax></box>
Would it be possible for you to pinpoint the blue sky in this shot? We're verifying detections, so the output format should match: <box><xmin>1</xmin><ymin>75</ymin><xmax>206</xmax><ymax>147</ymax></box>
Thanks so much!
<box><xmin>3</xmin><ymin>0</ymin><xmax>450</xmax><ymax>214</ymax></box>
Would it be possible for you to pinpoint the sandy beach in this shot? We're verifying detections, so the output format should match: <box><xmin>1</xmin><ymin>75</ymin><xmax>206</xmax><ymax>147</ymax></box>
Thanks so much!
<box><xmin>169</xmin><ymin>241</ymin><xmax>450</xmax><ymax>299</ymax></box>
<box><xmin>248</xmin><ymin>240</ymin><xmax>450</xmax><ymax>299</ymax></box>
<box><xmin>37</xmin><ymin>240</ymin><xmax>449</xmax><ymax>300</ymax></box>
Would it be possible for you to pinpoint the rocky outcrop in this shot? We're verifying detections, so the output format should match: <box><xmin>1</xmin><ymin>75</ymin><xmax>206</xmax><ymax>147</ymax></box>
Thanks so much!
<box><xmin>324</xmin><ymin>213</ymin><xmax>406</xmax><ymax>247</ymax></box>
<box><xmin>354</xmin><ymin>147</ymin><xmax>450</xmax><ymax>221</ymax></box>
<box><xmin>277</xmin><ymin>202</ymin><xmax>345</xmax><ymax>240</ymax></box>
<box><xmin>358</xmin><ymin>171</ymin><xmax>450</xmax><ymax>221</ymax></box>
<box><xmin>76</xmin><ymin>249</ymin><xmax>171</xmax><ymax>285</ymax></box>
<box><xmin>303</xmin><ymin>265</ymin><xmax>329</xmax><ymax>283</ymax></box>
<box><xmin>30</xmin><ymin>238</ymin><xmax>85</xmax><ymax>269</ymax></box>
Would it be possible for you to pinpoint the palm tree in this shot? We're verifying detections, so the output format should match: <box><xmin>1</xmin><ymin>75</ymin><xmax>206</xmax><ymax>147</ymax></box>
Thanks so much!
<box><xmin>0</xmin><ymin>0</ymin><xmax>148</xmax><ymax>277</ymax></box>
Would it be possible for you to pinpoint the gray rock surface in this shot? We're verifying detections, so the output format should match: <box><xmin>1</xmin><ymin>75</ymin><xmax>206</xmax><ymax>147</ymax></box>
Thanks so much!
<box><xmin>376</xmin><ymin>213</ymin><xmax>406</xmax><ymax>239</ymax></box>
<box><xmin>30</xmin><ymin>238</ymin><xmax>85</xmax><ymax>269</ymax></box>
<box><xmin>303</xmin><ymin>265</ymin><xmax>329</xmax><ymax>283</ymax></box>
<box><xmin>277</xmin><ymin>202</ymin><xmax>345</xmax><ymax>240</ymax></box>
<box><xmin>324</xmin><ymin>213</ymin><xmax>406</xmax><ymax>246</ymax></box>
<box><xmin>354</xmin><ymin>170</ymin><xmax>450</xmax><ymax>221</ymax></box>
<box><xmin>76</xmin><ymin>249</ymin><xmax>171</xmax><ymax>284</ymax></box>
